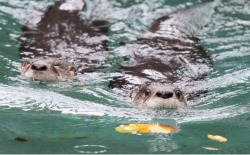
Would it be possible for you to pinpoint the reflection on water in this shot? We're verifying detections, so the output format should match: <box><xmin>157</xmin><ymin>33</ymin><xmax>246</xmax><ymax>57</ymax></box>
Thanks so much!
<box><xmin>74</xmin><ymin>145</ymin><xmax>107</xmax><ymax>154</ymax></box>
<box><xmin>147</xmin><ymin>135</ymin><xmax>180</xmax><ymax>153</ymax></box>
<box><xmin>0</xmin><ymin>0</ymin><xmax>250</xmax><ymax>153</ymax></box>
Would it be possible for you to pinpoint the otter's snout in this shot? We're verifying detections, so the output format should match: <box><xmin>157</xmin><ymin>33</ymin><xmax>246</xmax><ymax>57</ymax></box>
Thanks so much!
<box><xmin>131</xmin><ymin>82</ymin><xmax>187</xmax><ymax>109</ymax></box>
<box><xmin>21</xmin><ymin>57</ymin><xmax>76</xmax><ymax>81</ymax></box>
<box><xmin>156</xmin><ymin>91</ymin><xmax>173</xmax><ymax>99</ymax></box>
<box><xmin>31</xmin><ymin>64</ymin><xmax>48</xmax><ymax>71</ymax></box>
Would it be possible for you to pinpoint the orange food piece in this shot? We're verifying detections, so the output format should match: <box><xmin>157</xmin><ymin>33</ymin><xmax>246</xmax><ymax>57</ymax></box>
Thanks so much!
<box><xmin>207</xmin><ymin>134</ymin><xmax>228</xmax><ymax>142</ymax></box>
<box><xmin>136</xmin><ymin>123</ymin><xmax>155</xmax><ymax>133</ymax></box>
<box><xmin>115</xmin><ymin>124</ymin><xmax>139</xmax><ymax>134</ymax></box>
<box><xmin>115</xmin><ymin>123</ymin><xmax>176</xmax><ymax>134</ymax></box>
<box><xmin>149</xmin><ymin>124</ymin><xmax>177</xmax><ymax>134</ymax></box>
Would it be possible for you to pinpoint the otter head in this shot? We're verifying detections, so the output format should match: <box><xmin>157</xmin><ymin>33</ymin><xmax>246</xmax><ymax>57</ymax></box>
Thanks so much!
<box><xmin>20</xmin><ymin>57</ymin><xmax>76</xmax><ymax>81</ymax></box>
<box><xmin>131</xmin><ymin>82</ymin><xmax>187</xmax><ymax>109</ymax></box>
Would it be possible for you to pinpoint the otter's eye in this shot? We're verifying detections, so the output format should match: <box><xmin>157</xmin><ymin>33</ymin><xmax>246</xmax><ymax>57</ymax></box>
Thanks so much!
<box><xmin>69</xmin><ymin>66</ymin><xmax>76</xmax><ymax>72</ymax></box>
<box><xmin>69</xmin><ymin>66</ymin><xmax>76</xmax><ymax>76</ymax></box>
<box><xmin>175</xmin><ymin>90</ymin><xmax>182</xmax><ymax>99</ymax></box>
<box><xmin>144</xmin><ymin>89</ymin><xmax>150</xmax><ymax>96</ymax></box>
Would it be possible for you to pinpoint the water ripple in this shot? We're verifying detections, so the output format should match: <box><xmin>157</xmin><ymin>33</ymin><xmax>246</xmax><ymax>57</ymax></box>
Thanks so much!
<box><xmin>74</xmin><ymin>145</ymin><xmax>107</xmax><ymax>154</ymax></box>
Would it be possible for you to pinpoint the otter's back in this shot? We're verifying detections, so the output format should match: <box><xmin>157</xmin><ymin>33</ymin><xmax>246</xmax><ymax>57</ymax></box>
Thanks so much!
<box><xmin>112</xmin><ymin>0</ymin><xmax>217</xmax><ymax>88</ymax></box>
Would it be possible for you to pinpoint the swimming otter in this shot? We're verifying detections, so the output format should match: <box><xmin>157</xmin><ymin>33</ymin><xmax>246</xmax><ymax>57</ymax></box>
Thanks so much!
<box><xmin>21</xmin><ymin>57</ymin><xmax>76</xmax><ymax>81</ymax></box>
<box><xmin>20</xmin><ymin>0</ymin><xmax>217</xmax><ymax>108</ymax></box>
<box><xmin>109</xmin><ymin>0</ymin><xmax>217</xmax><ymax>108</ymax></box>
<box><xmin>131</xmin><ymin>82</ymin><xmax>187</xmax><ymax>108</ymax></box>
<box><xmin>20</xmin><ymin>0</ymin><xmax>109</xmax><ymax>81</ymax></box>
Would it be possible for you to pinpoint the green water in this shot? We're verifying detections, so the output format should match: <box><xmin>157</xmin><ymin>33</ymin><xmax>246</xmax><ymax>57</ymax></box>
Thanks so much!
<box><xmin>1</xmin><ymin>0</ymin><xmax>250</xmax><ymax>153</ymax></box>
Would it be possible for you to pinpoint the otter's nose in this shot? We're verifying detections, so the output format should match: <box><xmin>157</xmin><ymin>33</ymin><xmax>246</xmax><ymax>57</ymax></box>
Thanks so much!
<box><xmin>156</xmin><ymin>91</ymin><xmax>173</xmax><ymax>99</ymax></box>
<box><xmin>31</xmin><ymin>64</ymin><xmax>48</xmax><ymax>71</ymax></box>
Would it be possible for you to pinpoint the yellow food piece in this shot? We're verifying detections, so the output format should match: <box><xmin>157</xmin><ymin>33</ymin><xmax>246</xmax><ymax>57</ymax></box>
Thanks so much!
<box><xmin>115</xmin><ymin>123</ymin><xmax>176</xmax><ymax>134</ymax></box>
<box><xmin>136</xmin><ymin>123</ymin><xmax>154</xmax><ymax>133</ymax></box>
<box><xmin>207</xmin><ymin>134</ymin><xmax>228</xmax><ymax>142</ymax></box>
<box><xmin>203</xmin><ymin>147</ymin><xmax>220</xmax><ymax>151</ymax></box>
<box><xmin>149</xmin><ymin>124</ymin><xmax>176</xmax><ymax>134</ymax></box>
<box><xmin>115</xmin><ymin>124</ymin><xmax>139</xmax><ymax>134</ymax></box>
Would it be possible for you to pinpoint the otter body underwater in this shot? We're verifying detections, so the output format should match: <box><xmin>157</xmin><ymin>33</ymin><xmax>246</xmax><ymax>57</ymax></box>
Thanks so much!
<box><xmin>20</xmin><ymin>0</ymin><xmax>218</xmax><ymax>109</ymax></box>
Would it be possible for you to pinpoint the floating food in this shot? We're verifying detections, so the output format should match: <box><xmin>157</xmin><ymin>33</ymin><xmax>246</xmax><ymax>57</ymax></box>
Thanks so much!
<box><xmin>203</xmin><ymin>146</ymin><xmax>220</xmax><ymax>151</ymax></box>
<box><xmin>115</xmin><ymin>123</ymin><xmax>176</xmax><ymax>134</ymax></box>
<box><xmin>115</xmin><ymin>124</ymin><xmax>140</xmax><ymax>134</ymax></box>
<box><xmin>207</xmin><ymin>134</ymin><xmax>228</xmax><ymax>142</ymax></box>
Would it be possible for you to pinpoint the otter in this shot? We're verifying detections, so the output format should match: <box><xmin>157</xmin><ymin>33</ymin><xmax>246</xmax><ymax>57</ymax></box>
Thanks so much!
<box><xmin>109</xmin><ymin>0</ymin><xmax>217</xmax><ymax>108</ymax></box>
<box><xmin>20</xmin><ymin>0</ymin><xmax>217</xmax><ymax>108</ymax></box>
<box><xmin>20</xmin><ymin>0</ymin><xmax>109</xmax><ymax>81</ymax></box>
<box><xmin>21</xmin><ymin>57</ymin><xmax>76</xmax><ymax>81</ymax></box>
<box><xmin>131</xmin><ymin>82</ymin><xmax>187</xmax><ymax>109</ymax></box>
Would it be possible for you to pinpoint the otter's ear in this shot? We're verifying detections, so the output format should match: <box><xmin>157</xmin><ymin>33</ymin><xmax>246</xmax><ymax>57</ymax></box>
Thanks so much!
<box><xmin>131</xmin><ymin>86</ymin><xmax>140</xmax><ymax>98</ymax></box>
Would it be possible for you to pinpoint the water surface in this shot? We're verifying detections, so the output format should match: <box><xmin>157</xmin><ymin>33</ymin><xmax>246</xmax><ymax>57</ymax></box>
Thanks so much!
<box><xmin>0</xmin><ymin>0</ymin><xmax>250</xmax><ymax>153</ymax></box>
